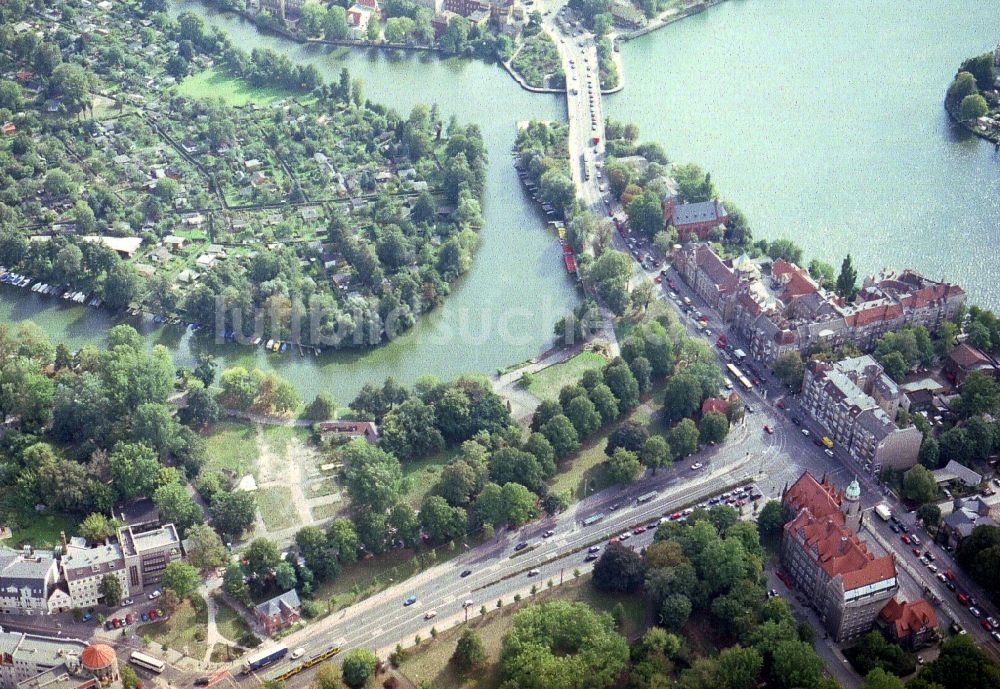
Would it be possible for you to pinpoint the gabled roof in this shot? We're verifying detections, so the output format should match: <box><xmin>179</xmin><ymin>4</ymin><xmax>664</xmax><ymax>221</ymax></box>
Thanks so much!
<box><xmin>255</xmin><ymin>589</ymin><xmax>301</xmax><ymax>618</ymax></box>
<box><xmin>879</xmin><ymin>598</ymin><xmax>938</xmax><ymax>637</ymax></box>
<box><xmin>783</xmin><ymin>471</ymin><xmax>842</xmax><ymax>521</ymax></box>
<box><xmin>947</xmin><ymin>343</ymin><xmax>993</xmax><ymax>370</ymax></box>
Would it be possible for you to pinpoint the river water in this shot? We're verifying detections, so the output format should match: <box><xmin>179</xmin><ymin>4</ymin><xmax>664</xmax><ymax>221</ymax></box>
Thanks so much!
<box><xmin>607</xmin><ymin>0</ymin><xmax>1000</xmax><ymax>307</ymax></box>
<box><xmin>2</xmin><ymin>0</ymin><xmax>998</xmax><ymax>400</ymax></box>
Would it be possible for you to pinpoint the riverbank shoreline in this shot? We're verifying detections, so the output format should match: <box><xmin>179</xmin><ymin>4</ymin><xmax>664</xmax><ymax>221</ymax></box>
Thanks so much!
<box><xmin>945</xmin><ymin>99</ymin><xmax>1000</xmax><ymax>146</ymax></box>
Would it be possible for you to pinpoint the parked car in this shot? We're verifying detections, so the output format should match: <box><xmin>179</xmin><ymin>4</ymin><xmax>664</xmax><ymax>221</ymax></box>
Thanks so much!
<box><xmin>194</xmin><ymin>678</ymin><xmax>211</xmax><ymax>687</ymax></box>
<box><xmin>970</xmin><ymin>606</ymin><xmax>982</xmax><ymax>618</ymax></box>
<box><xmin>527</xmin><ymin>569</ymin><xmax>540</xmax><ymax>577</ymax></box>
<box><xmin>585</xmin><ymin>553</ymin><xmax>599</xmax><ymax>562</ymax></box>
<box><xmin>514</xmin><ymin>541</ymin><xmax>529</xmax><ymax>551</ymax></box>
<box><xmin>82</xmin><ymin>612</ymin><xmax>92</xmax><ymax>622</ymax></box>
<box><xmin>125</xmin><ymin>613</ymin><xmax>133</xmax><ymax>625</ymax></box>
<box><xmin>141</xmin><ymin>612</ymin><xmax>148</xmax><ymax>622</ymax></box>
<box><xmin>588</xmin><ymin>545</ymin><xmax>601</xmax><ymax>554</ymax></box>
<box><xmin>801</xmin><ymin>429</ymin><xmax>810</xmax><ymax>436</ymax></box>
<box><xmin>763</xmin><ymin>425</ymin><xmax>773</xmax><ymax>434</ymax></box>
<box><xmin>542</xmin><ymin>530</ymin><xmax>555</xmax><ymax>538</ymax></box>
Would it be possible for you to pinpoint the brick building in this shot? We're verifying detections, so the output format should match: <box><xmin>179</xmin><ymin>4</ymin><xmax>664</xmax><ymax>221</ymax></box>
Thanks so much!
<box><xmin>780</xmin><ymin>473</ymin><xmax>900</xmax><ymax>642</ymax></box>
<box><xmin>877</xmin><ymin>597</ymin><xmax>938</xmax><ymax>649</ymax></box>
<box><xmin>662</xmin><ymin>196</ymin><xmax>728</xmax><ymax>241</ymax></box>
<box><xmin>254</xmin><ymin>590</ymin><xmax>301</xmax><ymax>635</ymax></box>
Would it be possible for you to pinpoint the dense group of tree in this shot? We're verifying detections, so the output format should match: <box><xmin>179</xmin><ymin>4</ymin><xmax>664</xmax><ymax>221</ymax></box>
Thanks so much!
<box><xmin>945</xmin><ymin>52</ymin><xmax>996</xmax><ymax>122</ymax></box>
<box><xmin>577</xmin><ymin>504</ymin><xmax>837</xmax><ymax>689</ymax></box>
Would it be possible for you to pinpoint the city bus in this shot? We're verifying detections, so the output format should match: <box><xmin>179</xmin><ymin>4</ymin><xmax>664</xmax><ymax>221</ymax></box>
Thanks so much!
<box><xmin>242</xmin><ymin>645</ymin><xmax>289</xmax><ymax>674</ymax></box>
<box><xmin>637</xmin><ymin>491</ymin><xmax>658</xmax><ymax>504</ymax></box>
<box><xmin>582</xmin><ymin>513</ymin><xmax>605</xmax><ymax>526</ymax></box>
<box><xmin>129</xmin><ymin>652</ymin><xmax>165</xmax><ymax>674</ymax></box>
<box><xmin>726</xmin><ymin>363</ymin><xmax>753</xmax><ymax>391</ymax></box>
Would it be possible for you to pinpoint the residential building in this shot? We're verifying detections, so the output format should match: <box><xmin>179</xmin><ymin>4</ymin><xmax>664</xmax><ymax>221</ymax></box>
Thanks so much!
<box><xmin>877</xmin><ymin>597</ymin><xmax>938</xmax><ymax>649</ymax></box>
<box><xmin>942</xmin><ymin>343</ymin><xmax>999</xmax><ymax>387</ymax></box>
<box><xmin>346</xmin><ymin>5</ymin><xmax>374</xmax><ymax>37</ymax></box>
<box><xmin>940</xmin><ymin>496</ymin><xmax>998</xmax><ymax>548</ymax></box>
<box><xmin>0</xmin><ymin>628</ymin><xmax>88</xmax><ymax>689</ymax></box>
<box><xmin>672</xmin><ymin>244</ymin><xmax>743</xmax><ymax>320</ymax></box>
<box><xmin>118</xmin><ymin>524</ymin><xmax>183</xmax><ymax>595</ymax></box>
<box><xmin>59</xmin><ymin>539</ymin><xmax>128</xmax><ymax>610</ymax></box>
<box><xmin>801</xmin><ymin>356</ymin><xmax>922</xmax><ymax>473</ymax></box>
<box><xmin>0</xmin><ymin>547</ymin><xmax>61</xmax><ymax>616</ymax></box>
<box><xmin>780</xmin><ymin>473</ymin><xmax>900</xmax><ymax>642</ymax></box>
<box><xmin>254</xmin><ymin>589</ymin><xmax>301</xmax><ymax>635</ymax></box>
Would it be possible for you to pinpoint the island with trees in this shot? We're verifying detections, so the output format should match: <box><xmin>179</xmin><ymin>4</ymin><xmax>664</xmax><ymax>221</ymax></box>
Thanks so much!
<box><xmin>944</xmin><ymin>47</ymin><xmax>1000</xmax><ymax>144</ymax></box>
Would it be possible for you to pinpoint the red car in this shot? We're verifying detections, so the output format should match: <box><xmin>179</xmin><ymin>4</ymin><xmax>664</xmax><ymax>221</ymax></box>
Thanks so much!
<box><xmin>632</xmin><ymin>527</ymin><xmax>646</xmax><ymax>535</ymax></box>
<box><xmin>668</xmin><ymin>281</ymin><xmax>677</xmax><ymax>290</ymax></box>
<box><xmin>957</xmin><ymin>592</ymin><xmax>970</xmax><ymax>605</ymax></box>
<box><xmin>111</xmin><ymin>618</ymin><xmax>120</xmax><ymax>628</ymax></box>
<box><xmin>670</xmin><ymin>512</ymin><xmax>682</xmax><ymax>520</ymax></box>
<box><xmin>608</xmin><ymin>537</ymin><xmax>619</xmax><ymax>545</ymax></box>
<box><xmin>776</xmin><ymin>401</ymin><xmax>785</xmax><ymax>409</ymax></box>
<box><xmin>944</xmin><ymin>570</ymin><xmax>956</xmax><ymax>581</ymax></box>
<box><xmin>148</xmin><ymin>610</ymin><xmax>157</xmax><ymax>620</ymax></box>
<box><xmin>125</xmin><ymin>613</ymin><xmax>133</xmax><ymax>625</ymax></box>
<box><xmin>901</xmin><ymin>534</ymin><xmax>911</xmax><ymax>545</ymax></box>
<box><xmin>654</xmin><ymin>276</ymin><xmax>662</xmax><ymax>283</ymax></box>
<box><xmin>912</xmin><ymin>547</ymin><xmax>921</xmax><ymax>556</ymax></box>
<box><xmin>982</xmin><ymin>620</ymin><xmax>994</xmax><ymax>631</ymax></box>
<box><xmin>763</xmin><ymin>425</ymin><xmax>773</xmax><ymax>434</ymax></box>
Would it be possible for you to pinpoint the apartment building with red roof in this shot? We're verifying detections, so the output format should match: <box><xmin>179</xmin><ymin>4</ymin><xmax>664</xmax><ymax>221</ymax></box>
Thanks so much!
<box><xmin>780</xmin><ymin>472</ymin><xmax>900</xmax><ymax>641</ymax></box>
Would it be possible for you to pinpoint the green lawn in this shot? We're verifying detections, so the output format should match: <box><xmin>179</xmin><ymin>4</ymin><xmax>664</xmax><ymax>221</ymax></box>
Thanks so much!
<box><xmin>527</xmin><ymin>351</ymin><xmax>608</xmax><ymax>401</ymax></box>
<box><xmin>214</xmin><ymin>599</ymin><xmax>254</xmax><ymax>644</ymax></box>
<box><xmin>202</xmin><ymin>422</ymin><xmax>260</xmax><ymax>479</ymax></box>
<box><xmin>402</xmin><ymin>449</ymin><xmax>459</xmax><ymax>509</ymax></box>
<box><xmin>310</xmin><ymin>502</ymin><xmax>341</xmax><ymax>521</ymax></box>
<box><xmin>257</xmin><ymin>486</ymin><xmax>299</xmax><ymax>532</ymax></box>
<box><xmin>0</xmin><ymin>504</ymin><xmax>78</xmax><ymax>549</ymax></box>
<box><xmin>177</xmin><ymin>68</ymin><xmax>295</xmax><ymax>107</ymax></box>
<box><xmin>260</xmin><ymin>425</ymin><xmax>311</xmax><ymax>455</ymax></box>
<box><xmin>398</xmin><ymin>575</ymin><xmax>648</xmax><ymax>689</ymax></box>
<box><xmin>144</xmin><ymin>595</ymin><xmax>209</xmax><ymax>660</ymax></box>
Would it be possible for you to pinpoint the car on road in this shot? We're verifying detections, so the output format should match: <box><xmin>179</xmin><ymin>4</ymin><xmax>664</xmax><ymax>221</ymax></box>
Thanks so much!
<box><xmin>901</xmin><ymin>534</ymin><xmax>911</xmax><ymax>544</ymax></box>
<box><xmin>791</xmin><ymin>417</ymin><xmax>801</xmax><ymax>425</ymax></box>
<box><xmin>632</xmin><ymin>527</ymin><xmax>646</xmax><ymax>535</ymax></box>
<box><xmin>404</xmin><ymin>595</ymin><xmax>417</xmax><ymax>606</ymax></box>
<box><xmin>812</xmin><ymin>438</ymin><xmax>823</xmax><ymax>447</ymax></box>
<box><xmin>993</xmin><ymin>631</ymin><xmax>1000</xmax><ymax>643</ymax></box>
<box><xmin>970</xmin><ymin>606</ymin><xmax>982</xmax><ymax>618</ymax></box>
<box><xmin>424</xmin><ymin>610</ymin><xmax>438</xmax><ymax>620</ymax></box>
<box><xmin>824</xmin><ymin>449</ymin><xmax>835</xmax><ymax>457</ymax></box>
<box><xmin>690</xmin><ymin>462</ymin><xmax>704</xmax><ymax>470</ymax></box>
<box><xmin>618</xmin><ymin>532</ymin><xmax>632</xmax><ymax>541</ymax></box>
<box><xmin>542</xmin><ymin>530</ymin><xmax>555</xmax><ymax>538</ymax></box>
<box><xmin>141</xmin><ymin>612</ymin><xmax>148</xmax><ymax>622</ymax></box>
<box><xmin>763</xmin><ymin>425</ymin><xmax>773</xmax><ymax>434</ymax></box>
<box><xmin>924</xmin><ymin>551</ymin><xmax>935</xmax><ymax>561</ymax></box>
<box><xmin>609</xmin><ymin>503</ymin><xmax>620</xmax><ymax>511</ymax></box>
<box><xmin>669</xmin><ymin>511</ymin><xmax>682</xmax><ymax>520</ymax></box>
<box><xmin>588</xmin><ymin>545</ymin><xmax>601</xmax><ymax>554</ymax></box>
<box><xmin>123</xmin><ymin>598</ymin><xmax>133</xmax><ymax>606</ymax></box>
<box><xmin>194</xmin><ymin>678</ymin><xmax>211</xmax><ymax>687</ymax></box>
<box><xmin>957</xmin><ymin>592</ymin><xmax>970</xmax><ymax>605</ymax></box>
<box><xmin>912</xmin><ymin>547</ymin><xmax>921</xmax><ymax>556</ymax></box>
<box><xmin>944</xmin><ymin>569</ymin><xmax>955</xmax><ymax>581</ymax></box>
<box><xmin>125</xmin><ymin>613</ymin><xmax>133</xmax><ymax>625</ymax></box>
<box><xmin>514</xmin><ymin>541</ymin><xmax>529</xmax><ymax>551</ymax></box>
<box><xmin>148</xmin><ymin>590</ymin><xmax>162</xmax><ymax>600</ymax></box>
<box><xmin>112</xmin><ymin>618</ymin><xmax>120</xmax><ymax>629</ymax></box>
<box><xmin>527</xmin><ymin>569</ymin><xmax>540</xmax><ymax>577</ymax></box>
<box><xmin>460</xmin><ymin>569</ymin><xmax>472</xmax><ymax>578</ymax></box>
<box><xmin>290</xmin><ymin>648</ymin><xmax>305</xmax><ymax>660</ymax></box>
<box><xmin>946</xmin><ymin>581</ymin><xmax>957</xmax><ymax>591</ymax></box>
<box><xmin>82</xmin><ymin>612</ymin><xmax>92</xmax><ymax>622</ymax></box>
<box><xmin>104</xmin><ymin>621</ymin><xmax>114</xmax><ymax>631</ymax></box>
<box><xmin>463</xmin><ymin>599</ymin><xmax>474</xmax><ymax>608</ymax></box>
<box><xmin>585</xmin><ymin>552</ymin><xmax>599</xmax><ymax>562</ymax></box>
<box><xmin>982</xmin><ymin>619</ymin><xmax>994</xmax><ymax>631</ymax></box>
<box><xmin>801</xmin><ymin>428</ymin><xmax>810</xmax><ymax>436</ymax></box>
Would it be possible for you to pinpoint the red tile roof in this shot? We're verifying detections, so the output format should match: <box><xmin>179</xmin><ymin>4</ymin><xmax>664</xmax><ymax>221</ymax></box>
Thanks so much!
<box><xmin>879</xmin><ymin>598</ymin><xmax>938</xmax><ymax>637</ymax></box>
<box><xmin>784</xmin><ymin>471</ymin><xmax>842</xmax><ymax>522</ymax></box>
<box><xmin>845</xmin><ymin>302</ymin><xmax>903</xmax><ymax>328</ymax></box>
<box><xmin>701</xmin><ymin>397</ymin><xmax>728</xmax><ymax>416</ymax></box>
<box><xmin>947</xmin><ymin>343</ymin><xmax>992</xmax><ymax>369</ymax></box>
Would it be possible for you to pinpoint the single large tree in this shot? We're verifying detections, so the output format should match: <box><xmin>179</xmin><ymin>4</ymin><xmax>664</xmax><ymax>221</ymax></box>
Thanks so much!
<box><xmin>836</xmin><ymin>254</ymin><xmax>858</xmax><ymax>301</ymax></box>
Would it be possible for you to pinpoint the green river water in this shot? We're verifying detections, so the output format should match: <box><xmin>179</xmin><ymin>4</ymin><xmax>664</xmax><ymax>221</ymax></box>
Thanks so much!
<box><xmin>1</xmin><ymin>0</ymin><xmax>998</xmax><ymax>401</ymax></box>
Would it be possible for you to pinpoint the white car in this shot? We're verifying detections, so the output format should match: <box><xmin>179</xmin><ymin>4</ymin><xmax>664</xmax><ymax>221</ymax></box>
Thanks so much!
<box><xmin>801</xmin><ymin>429</ymin><xmax>810</xmax><ymax>436</ymax></box>
<box><xmin>527</xmin><ymin>569</ymin><xmax>540</xmax><ymax>577</ymax></box>
<box><xmin>690</xmin><ymin>462</ymin><xmax>704</xmax><ymax>470</ymax></box>
<box><xmin>424</xmin><ymin>610</ymin><xmax>438</xmax><ymax>620</ymax></box>
<box><xmin>290</xmin><ymin>648</ymin><xmax>305</xmax><ymax>660</ymax></box>
<box><xmin>462</xmin><ymin>599</ymin><xmax>474</xmax><ymax>608</ymax></box>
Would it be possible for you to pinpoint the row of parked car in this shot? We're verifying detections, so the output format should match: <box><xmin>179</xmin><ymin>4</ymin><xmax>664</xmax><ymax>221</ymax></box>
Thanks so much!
<box><xmin>104</xmin><ymin>608</ymin><xmax>164</xmax><ymax>630</ymax></box>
